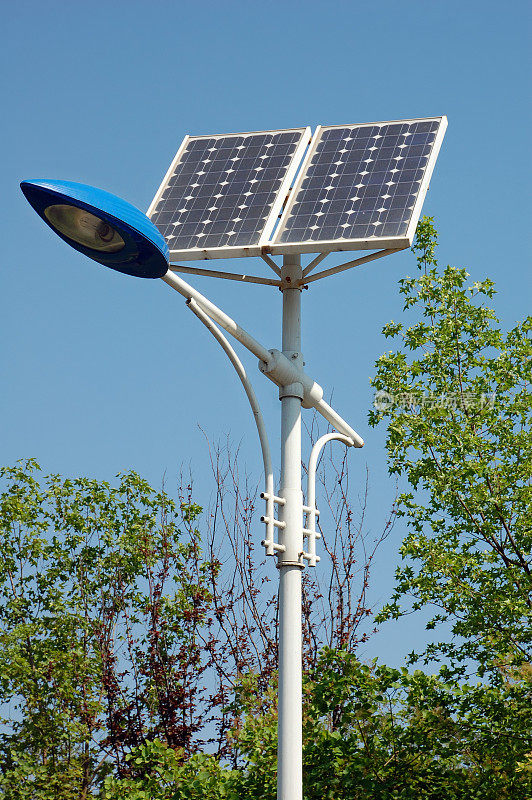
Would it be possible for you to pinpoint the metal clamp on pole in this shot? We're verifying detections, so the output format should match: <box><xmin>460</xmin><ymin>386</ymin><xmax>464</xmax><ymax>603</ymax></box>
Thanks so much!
<box><xmin>259</xmin><ymin>350</ymin><xmax>364</xmax><ymax>447</ymax></box>
<box><xmin>260</xmin><ymin>491</ymin><xmax>286</xmax><ymax>557</ymax></box>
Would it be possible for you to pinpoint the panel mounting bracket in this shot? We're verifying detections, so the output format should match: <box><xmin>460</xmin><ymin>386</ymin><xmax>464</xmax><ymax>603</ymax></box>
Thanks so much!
<box><xmin>298</xmin><ymin>247</ymin><xmax>406</xmax><ymax>286</ymax></box>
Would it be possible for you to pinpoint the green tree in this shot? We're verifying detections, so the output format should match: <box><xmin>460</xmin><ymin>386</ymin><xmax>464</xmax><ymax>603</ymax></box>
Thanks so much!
<box><xmin>0</xmin><ymin>460</ymin><xmax>212</xmax><ymax>798</ymax></box>
<box><xmin>368</xmin><ymin>218</ymin><xmax>531</xmax><ymax>676</ymax></box>
<box><xmin>224</xmin><ymin>648</ymin><xmax>532</xmax><ymax>800</ymax></box>
<box><xmin>102</xmin><ymin>741</ymin><xmax>239</xmax><ymax>800</ymax></box>
<box><xmin>0</xmin><ymin>454</ymin><xmax>380</xmax><ymax>798</ymax></box>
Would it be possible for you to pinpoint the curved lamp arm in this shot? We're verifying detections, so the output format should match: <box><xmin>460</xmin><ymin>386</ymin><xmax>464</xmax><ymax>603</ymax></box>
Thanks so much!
<box><xmin>186</xmin><ymin>298</ymin><xmax>278</xmax><ymax>553</ymax></box>
<box><xmin>304</xmin><ymin>432</ymin><xmax>353</xmax><ymax>567</ymax></box>
<box><xmin>162</xmin><ymin>270</ymin><xmax>363</xmax><ymax>448</ymax></box>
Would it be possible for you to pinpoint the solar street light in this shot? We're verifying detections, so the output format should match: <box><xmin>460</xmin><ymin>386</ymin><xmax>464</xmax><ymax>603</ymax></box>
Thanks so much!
<box><xmin>21</xmin><ymin>117</ymin><xmax>446</xmax><ymax>800</ymax></box>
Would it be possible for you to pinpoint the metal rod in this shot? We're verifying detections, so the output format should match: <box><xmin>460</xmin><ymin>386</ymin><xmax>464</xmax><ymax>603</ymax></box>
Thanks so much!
<box><xmin>301</xmin><ymin>251</ymin><xmax>329</xmax><ymax>277</ymax></box>
<box><xmin>186</xmin><ymin>298</ymin><xmax>274</xmax><ymax>485</ymax></box>
<box><xmin>260</xmin><ymin>253</ymin><xmax>282</xmax><ymax>276</ymax></box>
<box><xmin>185</xmin><ymin>298</ymin><xmax>277</xmax><ymax>561</ymax></box>
<box><xmin>277</xmin><ymin>253</ymin><xmax>303</xmax><ymax>800</ymax></box>
<box><xmin>299</xmin><ymin>248</ymin><xmax>403</xmax><ymax>285</ymax></box>
<box><xmin>162</xmin><ymin>270</ymin><xmax>272</xmax><ymax>364</ymax></box>
<box><xmin>170</xmin><ymin>263</ymin><xmax>281</xmax><ymax>286</ymax></box>
<box><xmin>305</xmin><ymin>433</ymin><xmax>352</xmax><ymax>566</ymax></box>
<box><xmin>314</xmin><ymin>398</ymin><xmax>364</xmax><ymax>447</ymax></box>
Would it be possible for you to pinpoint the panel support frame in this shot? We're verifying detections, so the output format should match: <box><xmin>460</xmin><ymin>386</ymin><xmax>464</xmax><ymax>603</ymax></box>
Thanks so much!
<box><xmin>299</xmin><ymin>247</ymin><xmax>406</xmax><ymax>285</ymax></box>
<box><xmin>169</xmin><ymin>262</ymin><xmax>281</xmax><ymax>286</ymax></box>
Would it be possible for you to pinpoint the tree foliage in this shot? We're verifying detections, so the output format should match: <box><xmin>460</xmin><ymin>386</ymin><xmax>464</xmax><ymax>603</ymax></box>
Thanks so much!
<box><xmin>369</xmin><ymin>218</ymin><xmax>531</xmax><ymax>675</ymax></box>
<box><xmin>227</xmin><ymin>649</ymin><xmax>532</xmax><ymax>800</ymax></box>
<box><xmin>0</xmin><ymin>451</ymin><xmax>381</xmax><ymax>797</ymax></box>
<box><xmin>0</xmin><ymin>461</ymin><xmax>212</xmax><ymax>797</ymax></box>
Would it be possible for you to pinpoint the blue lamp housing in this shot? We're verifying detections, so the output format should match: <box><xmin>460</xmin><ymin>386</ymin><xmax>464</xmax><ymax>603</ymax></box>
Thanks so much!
<box><xmin>20</xmin><ymin>179</ymin><xmax>169</xmax><ymax>279</ymax></box>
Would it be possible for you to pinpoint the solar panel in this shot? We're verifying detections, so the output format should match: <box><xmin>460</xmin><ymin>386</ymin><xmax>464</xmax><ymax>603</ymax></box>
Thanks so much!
<box><xmin>148</xmin><ymin>128</ymin><xmax>310</xmax><ymax>261</ymax></box>
<box><xmin>270</xmin><ymin>117</ymin><xmax>447</xmax><ymax>256</ymax></box>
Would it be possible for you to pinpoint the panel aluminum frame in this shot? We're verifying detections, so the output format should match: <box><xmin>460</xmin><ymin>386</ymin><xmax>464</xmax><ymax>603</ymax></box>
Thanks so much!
<box><xmin>269</xmin><ymin>116</ymin><xmax>447</xmax><ymax>256</ymax></box>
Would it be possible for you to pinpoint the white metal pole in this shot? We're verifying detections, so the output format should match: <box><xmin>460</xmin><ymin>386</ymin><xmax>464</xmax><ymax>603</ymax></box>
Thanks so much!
<box><xmin>277</xmin><ymin>253</ymin><xmax>303</xmax><ymax>800</ymax></box>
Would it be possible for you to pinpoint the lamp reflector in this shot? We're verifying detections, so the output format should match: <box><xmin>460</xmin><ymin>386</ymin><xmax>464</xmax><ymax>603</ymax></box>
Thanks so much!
<box><xmin>44</xmin><ymin>205</ymin><xmax>126</xmax><ymax>253</ymax></box>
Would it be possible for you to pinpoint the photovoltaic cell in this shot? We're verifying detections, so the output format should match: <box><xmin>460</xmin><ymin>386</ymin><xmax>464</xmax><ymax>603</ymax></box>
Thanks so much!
<box><xmin>148</xmin><ymin>129</ymin><xmax>307</xmax><ymax>258</ymax></box>
<box><xmin>273</xmin><ymin>117</ymin><xmax>446</xmax><ymax>250</ymax></box>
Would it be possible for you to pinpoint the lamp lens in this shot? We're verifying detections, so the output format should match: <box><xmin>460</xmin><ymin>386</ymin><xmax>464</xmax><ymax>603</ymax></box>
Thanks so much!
<box><xmin>44</xmin><ymin>205</ymin><xmax>126</xmax><ymax>253</ymax></box>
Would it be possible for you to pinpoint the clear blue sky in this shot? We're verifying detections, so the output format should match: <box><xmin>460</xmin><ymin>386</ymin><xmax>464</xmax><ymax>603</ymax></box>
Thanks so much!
<box><xmin>1</xmin><ymin>0</ymin><xmax>531</xmax><ymax>666</ymax></box>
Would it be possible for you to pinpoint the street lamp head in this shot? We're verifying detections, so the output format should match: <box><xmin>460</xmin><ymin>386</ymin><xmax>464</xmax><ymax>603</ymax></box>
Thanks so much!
<box><xmin>20</xmin><ymin>179</ymin><xmax>169</xmax><ymax>279</ymax></box>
